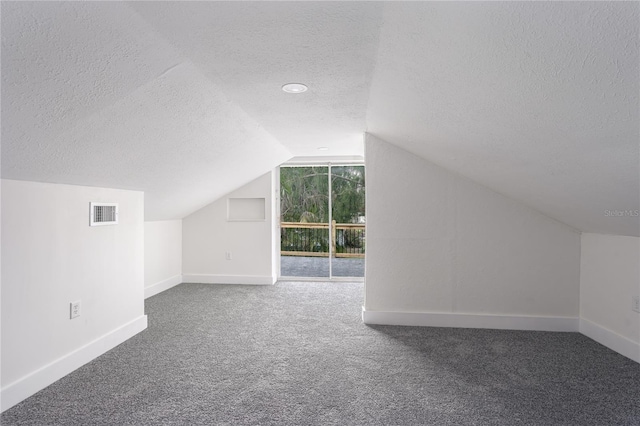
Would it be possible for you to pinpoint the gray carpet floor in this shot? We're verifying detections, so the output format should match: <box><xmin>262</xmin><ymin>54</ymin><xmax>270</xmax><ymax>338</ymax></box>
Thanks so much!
<box><xmin>2</xmin><ymin>281</ymin><xmax>639</xmax><ymax>425</ymax></box>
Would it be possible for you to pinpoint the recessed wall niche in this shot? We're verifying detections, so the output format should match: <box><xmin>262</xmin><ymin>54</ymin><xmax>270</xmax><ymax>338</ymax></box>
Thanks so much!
<box><xmin>227</xmin><ymin>197</ymin><xmax>266</xmax><ymax>222</ymax></box>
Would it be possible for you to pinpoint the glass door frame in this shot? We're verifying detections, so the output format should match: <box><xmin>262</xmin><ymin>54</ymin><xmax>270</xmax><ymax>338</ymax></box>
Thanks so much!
<box><xmin>277</xmin><ymin>159</ymin><xmax>365</xmax><ymax>282</ymax></box>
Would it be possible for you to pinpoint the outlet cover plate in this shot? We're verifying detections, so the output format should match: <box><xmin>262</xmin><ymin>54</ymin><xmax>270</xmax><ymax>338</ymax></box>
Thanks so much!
<box><xmin>633</xmin><ymin>296</ymin><xmax>640</xmax><ymax>313</ymax></box>
<box><xmin>70</xmin><ymin>301</ymin><xmax>81</xmax><ymax>319</ymax></box>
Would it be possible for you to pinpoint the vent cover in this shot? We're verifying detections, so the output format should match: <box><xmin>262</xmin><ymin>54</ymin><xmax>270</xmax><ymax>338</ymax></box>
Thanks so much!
<box><xmin>90</xmin><ymin>203</ymin><xmax>118</xmax><ymax>226</ymax></box>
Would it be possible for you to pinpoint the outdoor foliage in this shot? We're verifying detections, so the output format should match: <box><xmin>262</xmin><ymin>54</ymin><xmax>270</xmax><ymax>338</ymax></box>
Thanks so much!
<box><xmin>280</xmin><ymin>165</ymin><xmax>365</xmax><ymax>254</ymax></box>
<box><xmin>280</xmin><ymin>166</ymin><xmax>365</xmax><ymax>223</ymax></box>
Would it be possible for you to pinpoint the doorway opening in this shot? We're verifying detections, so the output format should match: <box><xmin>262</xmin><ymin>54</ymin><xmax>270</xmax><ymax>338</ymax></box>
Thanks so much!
<box><xmin>279</xmin><ymin>164</ymin><xmax>365</xmax><ymax>280</ymax></box>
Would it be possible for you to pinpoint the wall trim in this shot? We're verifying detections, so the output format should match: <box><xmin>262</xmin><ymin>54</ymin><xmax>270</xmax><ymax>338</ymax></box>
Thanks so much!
<box><xmin>144</xmin><ymin>274</ymin><xmax>182</xmax><ymax>299</ymax></box>
<box><xmin>1</xmin><ymin>315</ymin><xmax>148</xmax><ymax>412</ymax></box>
<box><xmin>362</xmin><ymin>308</ymin><xmax>579</xmax><ymax>332</ymax></box>
<box><xmin>579</xmin><ymin>318</ymin><xmax>640</xmax><ymax>363</ymax></box>
<box><xmin>182</xmin><ymin>274</ymin><xmax>276</xmax><ymax>285</ymax></box>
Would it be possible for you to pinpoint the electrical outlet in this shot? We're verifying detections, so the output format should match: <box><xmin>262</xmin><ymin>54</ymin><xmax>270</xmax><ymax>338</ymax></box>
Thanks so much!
<box><xmin>225</xmin><ymin>251</ymin><xmax>232</xmax><ymax>261</ymax></box>
<box><xmin>633</xmin><ymin>296</ymin><xmax>640</xmax><ymax>313</ymax></box>
<box><xmin>70</xmin><ymin>301</ymin><xmax>81</xmax><ymax>319</ymax></box>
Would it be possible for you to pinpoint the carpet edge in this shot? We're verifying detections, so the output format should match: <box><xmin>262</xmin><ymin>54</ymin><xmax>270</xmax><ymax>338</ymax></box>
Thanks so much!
<box><xmin>145</xmin><ymin>275</ymin><xmax>183</xmax><ymax>299</ymax></box>
<box><xmin>361</xmin><ymin>307</ymin><xmax>579</xmax><ymax>332</ymax></box>
<box><xmin>182</xmin><ymin>274</ymin><xmax>276</xmax><ymax>285</ymax></box>
<box><xmin>579</xmin><ymin>317</ymin><xmax>640</xmax><ymax>363</ymax></box>
<box><xmin>1</xmin><ymin>315</ymin><xmax>148</xmax><ymax>412</ymax></box>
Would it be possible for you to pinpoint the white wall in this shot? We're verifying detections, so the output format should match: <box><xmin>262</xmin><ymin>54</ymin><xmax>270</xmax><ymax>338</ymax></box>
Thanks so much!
<box><xmin>363</xmin><ymin>134</ymin><xmax>581</xmax><ymax>330</ymax></box>
<box><xmin>182</xmin><ymin>171</ymin><xmax>277</xmax><ymax>285</ymax></box>
<box><xmin>1</xmin><ymin>179</ymin><xmax>147</xmax><ymax>411</ymax></box>
<box><xmin>580</xmin><ymin>233</ymin><xmax>640</xmax><ymax>362</ymax></box>
<box><xmin>144</xmin><ymin>220</ymin><xmax>182</xmax><ymax>298</ymax></box>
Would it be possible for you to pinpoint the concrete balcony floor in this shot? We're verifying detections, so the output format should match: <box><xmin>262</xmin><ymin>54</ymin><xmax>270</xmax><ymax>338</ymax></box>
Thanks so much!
<box><xmin>280</xmin><ymin>255</ymin><xmax>364</xmax><ymax>278</ymax></box>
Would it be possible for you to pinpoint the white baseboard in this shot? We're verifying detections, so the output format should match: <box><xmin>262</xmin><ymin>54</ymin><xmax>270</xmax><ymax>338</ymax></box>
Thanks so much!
<box><xmin>1</xmin><ymin>315</ymin><xmax>148</xmax><ymax>412</ymax></box>
<box><xmin>182</xmin><ymin>274</ymin><xmax>276</xmax><ymax>285</ymax></box>
<box><xmin>579</xmin><ymin>318</ymin><xmax>640</xmax><ymax>363</ymax></box>
<box><xmin>145</xmin><ymin>274</ymin><xmax>182</xmax><ymax>299</ymax></box>
<box><xmin>362</xmin><ymin>308</ymin><xmax>579</xmax><ymax>332</ymax></box>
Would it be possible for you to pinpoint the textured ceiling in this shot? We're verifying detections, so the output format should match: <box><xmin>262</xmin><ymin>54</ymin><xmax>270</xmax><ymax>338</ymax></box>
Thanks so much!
<box><xmin>130</xmin><ymin>1</ymin><xmax>383</xmax><ymax>156</ymax></box>
<box><xmin>1</xmin><ymin>2</ymin><xmax>292</xmax><ymax>220</ymax></box>
<box><xmin>367</xmin><ymin>2</ymin><xmax>639</xmax><ymax>236</ymax></box>
<box><xmin>2</xmin><ymin>1</ymin><xmax>638</xmax><ymax>235</ymax></box>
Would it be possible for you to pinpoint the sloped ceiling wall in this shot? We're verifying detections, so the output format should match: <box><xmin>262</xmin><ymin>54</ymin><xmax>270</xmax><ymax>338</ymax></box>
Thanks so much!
<box><xmin>129</xmin><ymin>1</ymin><xmax>384</xmax><ymax>156</ymax></box>
<box><xmin>1</xmin><ymin>2</ymin><xmax>292</xmax><ymax>220</ymax></box>
<box><xmin>2</xmin><ymin>2</ymin><xmax>638</xmax><ymax>235</ymax></box>
<box><xmin>367</xmin><ymin>2</ymin><xmax>639</xmax><ymax>236</ymax></box>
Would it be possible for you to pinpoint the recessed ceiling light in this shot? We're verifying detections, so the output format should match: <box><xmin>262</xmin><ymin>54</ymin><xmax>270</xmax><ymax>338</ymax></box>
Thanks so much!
<box><xmin>282</xmin><ymin>83</ymin><xmax>308</xmax><ymax>94</ymax></box>
<box><xmin>317</xmin><ymin>146</ymin><xmax>329</xmax><ymax>151</ymax></box>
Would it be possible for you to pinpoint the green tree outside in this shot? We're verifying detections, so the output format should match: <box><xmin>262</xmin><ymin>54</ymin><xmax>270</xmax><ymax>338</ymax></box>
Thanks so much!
<box><xmin>280</xmin><ymin>165</ymin><xmax>365</xmax><ymax>254</ymax></box>
<box><xmin>280</xmin><ymin>166</ymin><xmax>365</xmax><ymax>223</ymax></box>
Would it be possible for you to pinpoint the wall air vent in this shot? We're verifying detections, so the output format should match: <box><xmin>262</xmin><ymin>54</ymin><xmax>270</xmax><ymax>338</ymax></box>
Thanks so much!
<box><xmin>90</xmin><ymin>203</ymin><xmax>118</xmax><ymax>226</ymax></box>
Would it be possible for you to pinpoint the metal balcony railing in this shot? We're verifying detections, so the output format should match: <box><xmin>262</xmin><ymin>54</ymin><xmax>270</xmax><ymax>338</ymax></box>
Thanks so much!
<box><xmin>281</xmin><ymin>221</ymin><xmax>365</xmax><ymax>258</ymax></box>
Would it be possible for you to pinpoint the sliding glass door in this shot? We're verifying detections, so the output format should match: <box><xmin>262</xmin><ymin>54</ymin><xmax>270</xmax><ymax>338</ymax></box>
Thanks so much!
<box><xmin>280</xmin><ymin>166</ymin><xmax>330</xmax><ymax>278</ymax></box>
<box><xmin>279</xmin><ymin>164</ymin><xmax>365</xmax><ymax>279</ymax></box>
<box><xmin>330</xmin><ymin>165</ymin><xmax>365</xmax><ymax>277</ymax></box>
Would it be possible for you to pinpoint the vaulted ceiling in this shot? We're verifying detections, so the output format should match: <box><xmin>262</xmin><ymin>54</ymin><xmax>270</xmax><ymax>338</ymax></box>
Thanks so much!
<box><xmin>2</xmin><ymin>2</ymin><xmax>638</xmax><ymax>235</ymax></box>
